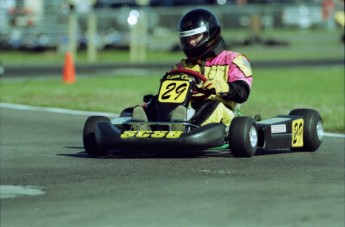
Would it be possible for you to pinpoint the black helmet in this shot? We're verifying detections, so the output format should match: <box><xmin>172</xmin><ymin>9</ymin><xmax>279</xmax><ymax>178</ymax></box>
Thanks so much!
<box><xmin>178</xmin><ymin>8</ymin><xmax>225</xmax><ymax>60</ymax></box>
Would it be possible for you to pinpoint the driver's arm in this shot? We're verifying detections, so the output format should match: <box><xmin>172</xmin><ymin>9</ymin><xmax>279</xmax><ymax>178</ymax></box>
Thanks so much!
<box><xmin>220</xmin><ymin>80</ymin><xmax>250</xmax><ymax>103</ymax></box>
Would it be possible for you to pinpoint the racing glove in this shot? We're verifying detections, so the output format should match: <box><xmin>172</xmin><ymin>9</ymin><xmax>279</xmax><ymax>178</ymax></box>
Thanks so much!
<box><xmin>202</xmin><ymin>79</ymin><xmax>230</xmax><ymax>95</ymax></box>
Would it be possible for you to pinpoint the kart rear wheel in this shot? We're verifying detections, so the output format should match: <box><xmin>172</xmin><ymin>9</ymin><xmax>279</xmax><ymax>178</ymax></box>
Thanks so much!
<box><xmin>289</xmin><ymin>109</ymin><xmax>323</xmax><ymax>152</ymax></box>
<box><xmin>229</xmin><ymin>117</ymin><xmax>258</xmax><ymax>157</ymax></box>
<box><xmin>83</xmin><ymin>116</ymin><xmax>110</xmax><ymax>156</ymax></box>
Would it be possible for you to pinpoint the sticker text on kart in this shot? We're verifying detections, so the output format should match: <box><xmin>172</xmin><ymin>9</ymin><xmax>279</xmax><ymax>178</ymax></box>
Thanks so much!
<box><xmin>121</xmin><ymin>131</ymin><xmax>184</xmax><ymax>139</ymax></box>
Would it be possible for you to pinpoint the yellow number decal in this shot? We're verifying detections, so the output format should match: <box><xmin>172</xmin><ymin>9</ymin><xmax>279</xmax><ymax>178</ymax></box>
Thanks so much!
<box><xmin>158</xmin><ymin>80</ymin><xmax>189</xmax><ymax>103</ymax></box>
<box><xmin>120</xmin><ymin>131</ymin><xmax>137</xmax><ymax>139</ymax></box>
<box><xmin>120</xmin><ymin>131</ymin><xmax>183</xmax><ymax>139</ymax></box>
<box><xmin>151</xmin><ymin>131</ymin><xmax>168</xmax><ymax>138</ymax></box>
<box><xmin>136</xmin><ymin>131</ymin><xmax>152</xmax><ymax>138</ymax></box>
<box><xmin>166</xmin><ymin>131</ymin><xmax>183</xmax><ymax>138</ymax></box>
<box><xmin>292</xmin><ymin>119</ymin><xmax>304</xmax><ymax>147</ymax></box>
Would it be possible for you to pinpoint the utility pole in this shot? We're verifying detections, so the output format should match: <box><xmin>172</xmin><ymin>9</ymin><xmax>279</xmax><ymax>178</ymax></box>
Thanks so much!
<box><xmin>87</xmin><ymin>0</ymin><xmax>97</xmax><ymax>62</ymax></box>
<box><xmin>67</xmin><ymin>1</ymin><xmax>78</xmax><ymax>60</ymax></box>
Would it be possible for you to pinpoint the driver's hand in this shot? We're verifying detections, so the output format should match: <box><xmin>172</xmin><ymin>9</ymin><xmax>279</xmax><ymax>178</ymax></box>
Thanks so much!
<box><xmin>202</xmin><ymin>79</ymin><xmax>229</xmax><ymax>95</ymax></box>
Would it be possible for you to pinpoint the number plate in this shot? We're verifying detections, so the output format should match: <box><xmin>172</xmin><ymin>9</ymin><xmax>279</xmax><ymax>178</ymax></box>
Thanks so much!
<box><xmin>292</xmin><ymin>119</ymin><xmax>304</xmax><ymax>147</ymax></box>
<box><xmin>158</xmin><ymin>80</ymin><xmax>190</xmax><ymax>103</ymax></box>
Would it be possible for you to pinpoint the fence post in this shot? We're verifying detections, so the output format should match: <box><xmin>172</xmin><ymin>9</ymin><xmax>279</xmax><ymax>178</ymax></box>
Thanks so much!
<box><xmin>87</xmin><ymin>8</ymin><xmax>97</xmax><ymax>62</ymax></box>
<box><xmin>68</xmin><ymin>6</ymin><xmax>78</xmax><ymax>60</ymax></box>
<box><xmin>129</xmin><ymin>10</ymin><xmax>147</xmax><ymax>63</ymax></box>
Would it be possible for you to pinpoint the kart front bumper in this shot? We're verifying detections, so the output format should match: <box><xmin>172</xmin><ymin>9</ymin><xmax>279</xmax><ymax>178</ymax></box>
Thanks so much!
<box><xmin>95</xmin><ymin>122</ymin><xmax>226</xmax><ymax>150</ymax></box>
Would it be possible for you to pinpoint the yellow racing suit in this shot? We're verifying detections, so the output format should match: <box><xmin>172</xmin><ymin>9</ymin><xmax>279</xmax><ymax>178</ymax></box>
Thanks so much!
<box><xmin>174</xmin><ymin>50</ymin><xmax>253</xmax><ymax>126</ymax></box>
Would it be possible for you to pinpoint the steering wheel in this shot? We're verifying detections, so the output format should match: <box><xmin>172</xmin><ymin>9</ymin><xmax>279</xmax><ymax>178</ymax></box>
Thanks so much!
<box><xmin>167</xmin><ymin>68</ymin><xmax>211</xmax><ymax>100</ymax></box>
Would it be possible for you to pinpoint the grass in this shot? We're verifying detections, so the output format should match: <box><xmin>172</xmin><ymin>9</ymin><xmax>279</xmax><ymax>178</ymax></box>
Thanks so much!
<box><xmin>228</xmin><ymin>29</ymin><xmax>344</xmax><ymax>61</ymax></box>
<box><xmin>0</xmin><ymin>66</ymin><xmax>343</xmax><ymax>133</ymax></box>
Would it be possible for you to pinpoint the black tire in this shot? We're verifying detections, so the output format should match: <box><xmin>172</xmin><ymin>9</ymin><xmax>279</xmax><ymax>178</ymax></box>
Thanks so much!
<box><xmin>83</xmin><ymin>116</ymin><xmax>110</xmax><ymax>156</ymax></box>
<box><xmin>289</xmin><ymin>109</ymin><xmax>323</xmax><ymax>152</ymax></box>
<box><xmin>229</xmin><ymin>117</ymin><xmax>258</xmax><ymax>157</ymax></box>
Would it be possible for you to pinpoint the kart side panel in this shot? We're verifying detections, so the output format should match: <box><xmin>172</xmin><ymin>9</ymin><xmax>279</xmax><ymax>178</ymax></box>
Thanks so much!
<box><xmin>256</xmin><ymin>115</ymin><xmax>303</xmax><ymax>150</ymax></box>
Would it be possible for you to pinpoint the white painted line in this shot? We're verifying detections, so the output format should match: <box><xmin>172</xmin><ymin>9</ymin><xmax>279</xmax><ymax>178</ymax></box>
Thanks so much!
<box><xmin>1</xmin><ymin>103</ymin><xmax>344</xmax><ymax>138</ymax></box>
<box><xmin>0</xmin><ymin>102</ymin><xmax>118</xmax><ymax>117</ymax></box>
<box><xmin>0</xmin><ymin>185</ymin><xmax>45</xmax><ymax>199</ymax></box>
<box><xmin>323</xmin><ymin>132</ymin><xmax>345</xmax><ymax>138</ymax></box>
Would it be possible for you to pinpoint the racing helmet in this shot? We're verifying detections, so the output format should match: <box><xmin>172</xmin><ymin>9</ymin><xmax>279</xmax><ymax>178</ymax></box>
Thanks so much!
<box><xmin>178</xmin><ymin>8</ymin><xmax>225</xmax><ymax>60</ymax></box>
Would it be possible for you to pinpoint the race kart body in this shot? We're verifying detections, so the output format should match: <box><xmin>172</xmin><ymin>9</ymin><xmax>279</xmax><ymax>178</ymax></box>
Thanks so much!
<box><xmin>83</xmin><ymin>68</ymin><xmax>324</xmax><ymax>157</ymax></box>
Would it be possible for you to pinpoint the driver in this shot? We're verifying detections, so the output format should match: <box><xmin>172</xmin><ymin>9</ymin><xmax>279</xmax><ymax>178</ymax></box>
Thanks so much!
<box><xmin>133</xmin><ymin>8</ymin><xmax>253</xmax><ymax>129</ymax></box>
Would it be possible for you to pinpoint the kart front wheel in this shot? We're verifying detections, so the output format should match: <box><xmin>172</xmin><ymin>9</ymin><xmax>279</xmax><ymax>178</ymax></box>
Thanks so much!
<box><xmin>229</xmin><ymin>117</ymin><xmax>258</xmax><ymax>157</ymax></box>
<box><xmin>83</xmin><ymin>116</ymin><xmax>110</xmax><ymax>156</ymax></box>
<box><xmin>289</xmin><ymin>109</ymin><xmax>323</xmax><ymax>152</ymax></box>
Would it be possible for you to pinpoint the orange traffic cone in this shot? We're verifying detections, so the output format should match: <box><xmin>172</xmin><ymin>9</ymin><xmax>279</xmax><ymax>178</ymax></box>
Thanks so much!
<box><xmin>62</xmin><ymin>51</ymin><xmax>76</xmax><ymax>84</ymax></box>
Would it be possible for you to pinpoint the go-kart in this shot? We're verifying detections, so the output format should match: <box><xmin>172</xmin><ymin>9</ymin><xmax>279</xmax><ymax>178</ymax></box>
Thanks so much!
<box><xmin>83</xmin><ymin>68</ymin><xmax>324</xmax><ymax>157</ymax></box>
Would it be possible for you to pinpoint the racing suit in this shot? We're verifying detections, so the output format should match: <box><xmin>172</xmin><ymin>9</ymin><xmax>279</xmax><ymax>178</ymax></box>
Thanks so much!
<box><xmin>174</xmin><ymin>50</ymin><xmax>253</xmax><ymax>126</ymax></box>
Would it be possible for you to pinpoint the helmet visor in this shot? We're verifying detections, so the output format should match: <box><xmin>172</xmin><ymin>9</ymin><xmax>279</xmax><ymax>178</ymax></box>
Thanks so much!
<box><xmin>179</xmin><ymin>25</ymin><xmax>209</xmax><ymax>49</ymax></box>
<box><xmin>180</xmin><ymin>25</ymin><xmax>207</xmax><ymax>37</ymax></box>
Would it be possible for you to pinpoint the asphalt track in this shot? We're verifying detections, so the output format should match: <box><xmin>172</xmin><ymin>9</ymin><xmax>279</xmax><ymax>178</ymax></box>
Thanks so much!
<box><xmin>0</xmin><ymin>105</ymin><xmax>344</xmax><ymax>227</ymax></box>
